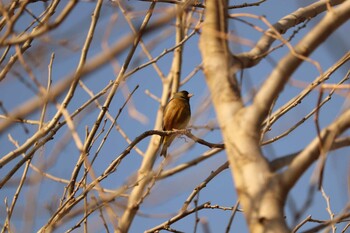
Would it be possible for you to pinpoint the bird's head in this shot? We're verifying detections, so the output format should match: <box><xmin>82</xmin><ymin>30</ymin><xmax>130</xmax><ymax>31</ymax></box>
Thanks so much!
<box><xmin>174</xmin><ymin>90</ymin><xmax>193</xmax><ymax>100</ymax></box>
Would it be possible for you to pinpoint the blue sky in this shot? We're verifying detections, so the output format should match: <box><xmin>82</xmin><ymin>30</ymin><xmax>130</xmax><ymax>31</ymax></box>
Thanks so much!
<box><xmin>0</xmin><ymin>0</ymin><xmax>349</xmax><ymax>232</ymax></box>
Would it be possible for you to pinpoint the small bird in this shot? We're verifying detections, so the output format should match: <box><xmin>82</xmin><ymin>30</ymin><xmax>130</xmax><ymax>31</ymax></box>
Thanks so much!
<box><xmin>160</xmin><ymin>90</ymin><xmax>193</xmax><ymax>157</ymax></box>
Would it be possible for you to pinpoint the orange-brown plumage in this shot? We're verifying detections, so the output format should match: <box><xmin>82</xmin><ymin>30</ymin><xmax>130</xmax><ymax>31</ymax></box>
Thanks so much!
<box><xmin>160</xmin><ymin>90</ymin><xmax>193</xmax><ymax>157</ymax></box>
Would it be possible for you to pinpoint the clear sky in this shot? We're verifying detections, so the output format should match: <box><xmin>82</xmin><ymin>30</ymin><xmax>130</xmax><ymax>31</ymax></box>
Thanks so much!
<box><xmin>0</xmin><ymin>0</ymin><xmax>349</xmax><ymax>232</ymax></box>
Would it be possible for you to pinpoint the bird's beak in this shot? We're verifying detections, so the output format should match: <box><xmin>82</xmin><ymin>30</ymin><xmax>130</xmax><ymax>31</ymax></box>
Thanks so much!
<box><xmin>188</xmin><ymin>93</ymin><xmax>194</xmax><ymax>98</ymax></box>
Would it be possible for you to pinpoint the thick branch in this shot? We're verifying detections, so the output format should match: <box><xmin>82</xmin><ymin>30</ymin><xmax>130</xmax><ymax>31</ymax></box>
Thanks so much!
<box><xmin>200</xmin><ymin>0</ymin><xmax>289</xmax><ymax>232</ymax></box>
<box><xmin>262</xmin><ymin>51</ymin><xmax>350</xmax><ymax>130</ymax></box>
<box><xmin>270</xmin><ymin>136</ymin><xmax>350</xmax><ymax>171</ymax></box>
<box><xmin>116</xmin><ymin>4</ymin><xmax>193</xmax><ymax>232</ymax></box>
<box><xmin>235</xmin><ymin>0</ymin><xmax>345</xmax><ymax>68</ymax></box>
<box><xmin>281</xmin><ymin>109</ymin><xmax>350</xmax><ymax>190</ymax></box>
<box><xmin>249</xmin><ymin>1</ymin><xmax>350</xmax><ymax>128</ymax></box>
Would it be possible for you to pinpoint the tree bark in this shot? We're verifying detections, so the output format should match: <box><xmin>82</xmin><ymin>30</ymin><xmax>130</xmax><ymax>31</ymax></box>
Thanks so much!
<box><xmin>200</xmin><ymin>0</ymin><xmax>350</xmax><ymax>232</ymax></box>
<box><xmin>199</xmin><ymin>0</ymin><xmax>289</xmax><ymax>232</ymax></box>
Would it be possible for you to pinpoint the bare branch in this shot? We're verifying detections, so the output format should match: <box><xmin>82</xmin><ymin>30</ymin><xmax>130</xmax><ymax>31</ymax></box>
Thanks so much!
<box><xmin>181</xmin><ymin>161</ymin><xmax>229</xmax><ymax>211</ymax></box>
<box><xmin>0</xmin><ymin>6</ymin><xmax>177</xmax><ymax>133</ymax></box>
<box><xmin>263</xmin><ymin>52</ymin><xmax>350</xmax><ymax>130</ymax></box>
<box><xmin>145</xmin><ymin>202</ymin><xmax>211</xmax><ymax>233</ymax></box>
<box><xmin>281</xmin><ymin>109</ymin><xmax>350</xmax><ymax>191</ymax></box>
<box><xmin>67</xmin><ymin>1</ymin><xmax>157</xmax><ymax>195</ymax></box>
<box><xmin>249</xmin><ymin>1</ymin><xmax>350</xmax><ymax>128</ymax></box>
<box><xmin>235</xmin><ymin>0</ymin><xmax>346</xmax><ymax>68</ymax></box>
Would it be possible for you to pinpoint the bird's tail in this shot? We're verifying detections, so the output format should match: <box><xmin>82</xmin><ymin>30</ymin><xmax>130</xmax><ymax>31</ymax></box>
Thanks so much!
<box><xmin>160</xmin><ymin>136</ymin><xmax>167</xmax><ymax>157</ymax></box>
<box><xmin>160</xmin><ymin>145</ymin><xmax>167</xmax><ymax>157</ymax></box>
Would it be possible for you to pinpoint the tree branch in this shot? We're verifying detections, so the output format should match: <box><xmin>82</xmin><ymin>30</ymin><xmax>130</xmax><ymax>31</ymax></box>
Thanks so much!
<box><xmin>235</xmin><ymin>0</ymin><xmax>346</xmax><ymax>68</ymax></box>
<box><xmin>281</xmin><ymin>109</ymin><xmax>350</xmax><ymax>191</ymax></box>
<box><xmin>145</xmin><ymin>202</ymin><xmax>211</xmax><ymax>233</ymax></box>
<box><xmin>249</xmin><ymin>0</ymin><xmax>350</xmax><ymax>128</ymax></box>
<box><xmin>0</xmin><ymin>6</ymin><xmax>176</xmax><ymax>133</ymax></box>
<box><xmin>270</xmin><ymin>136</ymin><xmax>350</xmax><ymax>171</ymax></box>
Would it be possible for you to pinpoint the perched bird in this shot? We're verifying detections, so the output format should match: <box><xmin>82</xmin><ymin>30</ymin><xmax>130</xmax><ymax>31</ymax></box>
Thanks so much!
<box><xmin>160</xmin><ymin>90</ymin><xmax>193</xmax><ymax>157</ymax></box>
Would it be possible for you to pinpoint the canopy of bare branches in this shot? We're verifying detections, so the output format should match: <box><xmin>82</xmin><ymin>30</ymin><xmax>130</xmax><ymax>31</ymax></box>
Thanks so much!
<box><xmin>0</xmin><ymin>0</ymin><xmax>349</xmax><ymax>232</ymax></box>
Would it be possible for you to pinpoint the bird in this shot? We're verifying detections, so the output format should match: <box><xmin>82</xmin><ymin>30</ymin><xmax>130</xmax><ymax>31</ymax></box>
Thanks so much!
<box><xmin>160</xmin><ymin>90</ymin><xmax>193</xmax><ymax>157</ymax></box>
